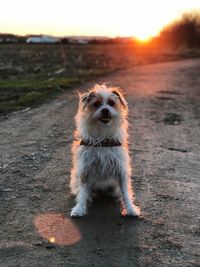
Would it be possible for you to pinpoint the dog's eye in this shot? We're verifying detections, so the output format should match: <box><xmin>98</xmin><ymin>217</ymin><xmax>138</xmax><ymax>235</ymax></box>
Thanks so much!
<box><xmin>107</xmin><ymin>99</ymin><xmax>115</xmax><ymax>107</ymax></box>
<box><xmin>93</xmin><ymin>101</ymin><xmax>101</xmax><ymax>108</ymax></box>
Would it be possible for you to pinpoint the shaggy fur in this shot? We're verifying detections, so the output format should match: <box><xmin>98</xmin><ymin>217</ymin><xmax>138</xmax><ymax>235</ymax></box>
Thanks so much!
<box><xmin>70</xmin><ymin>84</ymin><xmax>140</xmax><ymax>217</ymax></box>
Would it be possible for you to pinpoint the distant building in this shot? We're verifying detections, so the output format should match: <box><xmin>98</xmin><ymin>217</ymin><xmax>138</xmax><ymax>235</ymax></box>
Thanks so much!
<box><xmin>68</xmin><ymin>38</ymin><xmax>89</xmax><ymax>44</ymax></box>
<box><xmin>77</xmin><ymin>39</ymin><xmax>89</xmax><ymax>45</ymax></box>
<box><xmin>5</xmin><ymin>38</ymin><xmax>18</xmax><ymax>43</ymax></box>
<box><xmin>0</xmin><ymin>34</ymin><xmax>18</xmax><ymax>43</ymax></box>
<box><xmin>26</xmin><ymin>35</ymin><xmax>60</xmax><ymax>44</ymax></box>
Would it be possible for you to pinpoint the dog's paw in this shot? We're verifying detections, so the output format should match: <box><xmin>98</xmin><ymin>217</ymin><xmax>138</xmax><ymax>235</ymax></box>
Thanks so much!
<box><xmin>70</xmin><ymin>206</ymin><xmax>87</xmax><ymax>217</ymax></box>
<box><xmin>122</xmin><ymin>204</ymin><xmax>141</xmax><ymax>217</ymax></box>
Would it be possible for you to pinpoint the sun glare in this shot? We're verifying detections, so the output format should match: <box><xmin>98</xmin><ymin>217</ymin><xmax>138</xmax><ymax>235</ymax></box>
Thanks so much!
<box><xmin>0</xmin><ymin>0</ymin><xmax>199</xmax><ymax>39</ymax></box>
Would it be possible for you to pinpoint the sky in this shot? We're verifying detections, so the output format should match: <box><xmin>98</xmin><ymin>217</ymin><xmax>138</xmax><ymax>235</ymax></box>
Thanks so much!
<box><xmin>0</xmin><ymin>0</ymin><xmax>200</xmax><ymax>40</ymax></box>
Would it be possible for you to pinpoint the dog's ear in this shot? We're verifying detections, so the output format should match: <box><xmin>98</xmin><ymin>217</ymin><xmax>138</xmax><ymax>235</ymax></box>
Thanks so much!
<box><xmin>79</xmin><ymin>92</ymin><xmax>89</xmax><ymax>109</ymax></box>
<box><xmin>79</xmin><ymin>91</ymin><xmax>96</xmax><ymax>109</ymax></box>
<box><xmin>112</xmin><ymin>89</ymin><xmax>128</xmax><ymax>110</ymax></box>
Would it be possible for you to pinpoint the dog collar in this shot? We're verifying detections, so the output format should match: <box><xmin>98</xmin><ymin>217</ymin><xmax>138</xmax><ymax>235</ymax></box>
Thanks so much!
<box><xmin>80</xmin><ymin>139</ymin><xmax>122</xmax><ymax>147</ymax></box>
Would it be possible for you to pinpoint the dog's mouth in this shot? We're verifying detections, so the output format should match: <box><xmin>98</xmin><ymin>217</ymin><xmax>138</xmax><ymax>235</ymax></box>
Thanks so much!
<box><xmin>100</xmin><ymin>115</ymin><xmax>111</xmax><ymax>124</ymax></box>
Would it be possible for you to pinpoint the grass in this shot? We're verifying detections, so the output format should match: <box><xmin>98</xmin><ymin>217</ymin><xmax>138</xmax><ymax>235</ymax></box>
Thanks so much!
<box><xmin>0</xmin><ymin>75</ymin><xmax>82</xmax><ymax>114</ymax></box>
<box><xmin>0</xmin><ymin>69</ymin><xmax>115</xmax><ymax>115</ymax></box>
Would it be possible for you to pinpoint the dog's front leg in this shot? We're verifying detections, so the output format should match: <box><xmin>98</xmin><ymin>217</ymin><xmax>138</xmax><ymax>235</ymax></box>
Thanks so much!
<box><xmin>71</xmin><ymin>183</ymin><xmax>89</xmax><ymax>217</ymax></box>
<box><xmin>119</xmin><ymin>174</ymin><xmax>140</xmax><ymax>217</ymax></box>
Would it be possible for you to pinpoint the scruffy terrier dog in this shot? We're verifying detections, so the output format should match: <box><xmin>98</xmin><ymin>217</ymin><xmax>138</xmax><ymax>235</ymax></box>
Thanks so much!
<box><xmin>70</xmin><ymin>84</ymin><xmax>140</xmax><ymax>217</ymax></box>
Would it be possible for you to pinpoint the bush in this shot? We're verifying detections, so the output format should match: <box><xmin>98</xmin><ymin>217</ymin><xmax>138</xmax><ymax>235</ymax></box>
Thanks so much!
<box><xmin>160</xmin><ymin>12</ymin><xmax>200</xmax><ymax>48</ymax></box>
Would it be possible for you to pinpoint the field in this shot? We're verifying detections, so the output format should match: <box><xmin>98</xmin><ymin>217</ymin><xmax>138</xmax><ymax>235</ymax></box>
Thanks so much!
<box><xmin>1</xmin><ymin>42</ymin><xmax>198</xmax><ymax>116</ymax></box>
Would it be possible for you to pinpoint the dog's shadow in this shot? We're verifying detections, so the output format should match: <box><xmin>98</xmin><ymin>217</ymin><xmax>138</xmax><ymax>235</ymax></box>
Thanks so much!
<box><xmin>68</xmin><ymin>194</ymin><xmax>141</xmax><ymax>265</ymax></box>
<box><xmin>88</xmin><ymin>193</ymin><xmax>121</xmax><ymax>217</ymax></box>
<box><xmin>71</xmin><ymin>192</ymin><xmax>139</xmax><ymax>238</ymax></box>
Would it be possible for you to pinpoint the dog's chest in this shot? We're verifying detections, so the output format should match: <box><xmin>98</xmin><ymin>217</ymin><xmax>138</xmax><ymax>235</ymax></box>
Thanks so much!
<box><xmin>79</xmin><ymin>146</ymin><xmax>127</xmax><ymax>181</ymax></box>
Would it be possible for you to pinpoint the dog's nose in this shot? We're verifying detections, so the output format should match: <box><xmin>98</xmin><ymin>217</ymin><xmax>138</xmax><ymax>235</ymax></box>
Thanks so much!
<box><xmin>101</xmin><ymin>108</ymin><xmax>109</xmax><ymax>115</ymax></box>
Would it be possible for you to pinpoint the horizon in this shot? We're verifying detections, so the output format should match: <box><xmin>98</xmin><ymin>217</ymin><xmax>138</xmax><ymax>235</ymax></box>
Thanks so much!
<box><xmin>1</xmin><ymin>0</ymin><xmax>200</xmax><ymax>41</ymax></box>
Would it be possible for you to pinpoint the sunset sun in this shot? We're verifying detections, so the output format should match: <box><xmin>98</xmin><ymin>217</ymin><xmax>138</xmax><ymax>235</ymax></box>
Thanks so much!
<box><xmin>111</xmin><ymin>0</ymin><xmax>200</xmax><ymax>41</ymax></box>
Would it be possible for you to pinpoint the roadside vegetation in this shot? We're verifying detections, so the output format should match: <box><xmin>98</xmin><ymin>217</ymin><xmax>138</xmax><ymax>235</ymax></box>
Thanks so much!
<box><xmin>160</xmin><ymin>12</ymin><xmax>200</xmax><ymax>48</ymax></box>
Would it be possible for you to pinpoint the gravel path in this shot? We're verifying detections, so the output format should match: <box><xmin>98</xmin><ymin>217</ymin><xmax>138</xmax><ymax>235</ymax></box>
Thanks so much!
<box><xmin>0</xmin><ymin>59</ymin><xmax>199</xmax><ymax>267</ymax></box>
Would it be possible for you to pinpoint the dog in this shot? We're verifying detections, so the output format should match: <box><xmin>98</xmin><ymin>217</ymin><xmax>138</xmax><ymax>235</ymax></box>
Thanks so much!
<box><xmin>70</xmin><ymin>84</ymin><xmax>140</xmax><ymax>217</ymax></box>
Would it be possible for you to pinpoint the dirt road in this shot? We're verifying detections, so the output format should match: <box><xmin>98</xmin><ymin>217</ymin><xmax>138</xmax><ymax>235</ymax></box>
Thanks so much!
<box><xmin>0</xmin><ymin>59</ymin><xmax>199</xmax><ymax>267</ymax></box>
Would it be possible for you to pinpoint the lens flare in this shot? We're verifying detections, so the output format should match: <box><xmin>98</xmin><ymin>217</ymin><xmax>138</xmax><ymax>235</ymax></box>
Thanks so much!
<box><xmin>34</xmin><ymin>213</ymin><xmax>81</xmax><ymax>245</ymax></box>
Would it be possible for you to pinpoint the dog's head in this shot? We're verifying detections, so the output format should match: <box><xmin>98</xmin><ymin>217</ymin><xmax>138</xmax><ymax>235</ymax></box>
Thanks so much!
<box><xmin>76</xmin><ymin>84</ymin><xmax>128</xmax><ymax>138</ymax></box>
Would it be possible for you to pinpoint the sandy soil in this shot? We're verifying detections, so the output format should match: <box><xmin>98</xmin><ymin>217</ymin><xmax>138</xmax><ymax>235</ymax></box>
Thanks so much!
<box><xmin>0</xmin><ymin>59</ymin><xmax>199</xmax><ymax>267</ymax></box>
